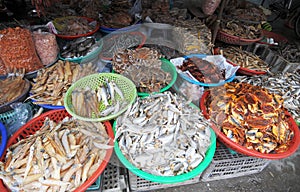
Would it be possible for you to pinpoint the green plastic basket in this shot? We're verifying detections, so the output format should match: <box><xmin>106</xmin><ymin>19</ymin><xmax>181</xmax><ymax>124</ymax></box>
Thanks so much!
<box><xmin>137</xmin><ymin>58</ymin><xmax>178</xmax><ymax>97</ymax></box>
<box><xmin>113</xmin><ymin>121</ymin><xmax>216</xmax><ymax>184</ymax></box>
<box><xmin>64</xmin><ymin>73</ymin><xmax>137</xmax><ymax>122</ymax></box>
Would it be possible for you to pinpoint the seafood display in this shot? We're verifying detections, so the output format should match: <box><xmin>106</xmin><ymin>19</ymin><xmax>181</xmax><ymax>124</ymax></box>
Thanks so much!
<box><xmin>220</xmin><ymin>19</ymin><xmax>261</xmax><ymax>39</ymax></box>
<box><xmin>99</xmin><ymin>0</ymin><xmax>135</xmax><ymax>28</ymax></box>
<box><xmin>112</xmin><ymin>47</ymin><xmax>172</xmax><ymax>93</ymax></box>
<box><xmin>115</xmin><ymin>91</ymin><xmax>212</xmax><ymax>176</ymax></box>
<box><xmin>0</xmin><ymin>76</ymin><xmax>29</xmax><ymax>106</ymax></box>
<box><xmin>33</xmin><ymin>31</ymin><xmax>59</xmax><ymax>66</ymax></box>
<box><xmin>237</xmin><ymin>72</ymin><xmax>300</xmax><ymax>122</ymax></box>
<box><xmin>53</xmin><ymin>17</ymin><xmax>96</xmax><ymax>36</ymax></box>
<box><xmin>206</xmin><ymin>82</ymin><xmax>294</xmax><ymax>154</ymax></box>
<box><xmin>60</xmin><ymin>36</ymin><xmax>100</xmax><ymax>59</ymax></box>
<box><xmin>177</xmin><ymin>57</ymin><xmax>225</xmax><ymax>84</ymax></box>
<box><xmin>0</xmin><ymin>27</ymin><xmax>43</xmax><ymax>75</ymax></box>
<box><xmin>0</xmin><ymin>117</ymin><xmax>111</xmax><ymax>191</ymax></box>
<box><xmin>173</xmin><ymin>19</ymin><xmax>213</xmax><ymax>55</ymax></box>
<box><xmin>29</xmin><ymin>61</ymin><xmax>98</xmax><ymax>106</ymax></box>
<box><xmin>272</xmin><ymin>43</ymin><xmax>300</xmax><ymax>63</ymax></box>
<box><xmin>224</xmin><ymin>0</ymin><xmax>267</xmax><ymax>22</ymax></box>
<box><xmin>100</xmin><ymin>32</ymin><xmax>145</xmax><ymax>59</ymax></box>
<box><xmin>222</xmin><ymin>46</ymin><xmax>269</xmax><ymax>72</ymax></box>
<box><xmin>71</xmin><ymin>79</ymin><xmax>126</xmax><ymax>118</ymax></box>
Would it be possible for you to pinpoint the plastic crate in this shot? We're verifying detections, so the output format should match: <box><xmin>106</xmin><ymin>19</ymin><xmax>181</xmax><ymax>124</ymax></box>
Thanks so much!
<box><xmin>200</xmin><ymin>144</ymin><xmax>270</xmax><ymax>182</ymax></box>
<box><xmin>128</xmin><ymin>170</ymin><xmax>201</xmax><ymax>191</ymax></box>
<box><xmin>101</xmin><ymin>152</ymin><xmax>128</xmax><ymax>192</ymax></box>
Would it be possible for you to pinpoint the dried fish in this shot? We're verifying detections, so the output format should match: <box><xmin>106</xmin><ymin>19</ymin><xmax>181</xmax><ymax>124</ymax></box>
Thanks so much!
<box><xmin>29</xmin><ymin>60</ymin><xmax>98</xmax><ymax>106</ymax></box>
<box><xmin>115</xmin><ymin>91</ymin><xmax>212</xmax><ymax>176</ymax></box>
<box><xmin>207</xmin><ymin>82</ymin><xmax>294</xmax><ymax>154</ymax></box>
<box><xmin>71</xmin><ymin>79</ymin><xmax>126</xmax><ymax>118</ymax></box>
<box><xmin>222</xmin><ymin>46</ymin><xmax>269</xmax><ymax>72</ymax></box>
<box><xmin>236</xmin><ymin>72</ymin><xmax>300</xmax><ymax>122</ymax></box>
<box><xmin>220</xmin><ymin>19</ymin><xmax>261</xmax><ymax>39</ymax></box>
<box><xmin>0</xmin><ymin>117</ymin><xmax>111</xmax><ymax>191</ymax></box>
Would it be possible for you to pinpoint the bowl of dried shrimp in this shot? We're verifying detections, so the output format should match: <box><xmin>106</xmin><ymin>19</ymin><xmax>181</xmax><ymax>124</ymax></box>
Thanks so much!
<box><xmin>113</xmin><ymin>92</ymin><xmax>216</xmax><ymax>183</ymax></box>
<box><xmin>0</xmin><ymin>109</ymin><xmax>114</xmax><ymax>191</ymax></box>
<box><xmin>50</xmin><ymin>16</ymin><xmax>100</xmax><ymax>40</ymax></box>
<box><xmin>200</xmin><ymin>82</ymin><xmax>300</xmax><ymax>159</ymax></box>
<box><xmin>64</xmin><ymin>73</ymin><xmax>137</xmax><ymax>122</ymax></box>
<box><xmin>170</xmin><ymin>54</ymin><xmax>237</xmax><ymax>87</ymax></box>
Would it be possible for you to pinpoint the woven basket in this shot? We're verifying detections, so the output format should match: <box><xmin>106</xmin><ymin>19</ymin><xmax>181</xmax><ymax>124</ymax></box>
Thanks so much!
<box><xmin>217</xmin><ymin>30</ymin><xmax>263</xmax><ymax>46</ymax></box>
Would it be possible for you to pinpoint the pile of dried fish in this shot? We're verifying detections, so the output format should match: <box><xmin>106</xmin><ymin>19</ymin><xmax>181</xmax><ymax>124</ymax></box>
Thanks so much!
<box><xmin>220</xmin><ymin>19</ymin><xmax>261</xmax><ymax>39</ymax></box>
<box><xmin>99</xmin><ymin>0</ymin><xmax>134</xmax><ymax>28</ymax></box>
<box><xmin>112</xmin><ymin>47</ymin><xmax>172</xmax><ymax>93</ymax></box>
<box><xmin>272</xmin><ymin>43</ymin><xmax>300</xmax><ymax>63</ymax></box>
<box><xmin>222</xmin><ymin>46</ymin><xmax>269</xmax><ymax>72</ymax></box>
<box><xmin>207</xmin><ymin>82</ymin><xmax>294</xmax><ymax>154</ymax></box>
<box><xmin>71</xmin><ymin>79</ymin><xmax>126</xmax><ymax>118</ymax></box>
<box><xmin>237</xmin><ymin>73</ymin><xmax>300</xmax><ymax>122</ymax></box>
<box><xmin>224</xmin><ymin>0</ymin><xmax>267</xmax><ymax>22</ymax></box>
<box><xmin>115</xmin><ymin>91</ymin><xmax>212</xmax><ymax>176</ymax></box>
<box><xmin>0</xmin><ymin>76</ymin><xmax>28</xmax><ymax>106</ymax></box>
<box><xmin>0</xmin><ymin>117</ymin><xmax>111</xmax><ymax>191</ymax></box>
<box><xmin>173</xmin><ymin>19</ymin><xmax>213</xmax><ymax>55</ymax></box>
<box><xmin>177</xmin><ymin>57</ymin><xmax>225</xmax><ymax>84</ymax></box>
<box><xmin>60</xmin><ymin>36</ymin><xmax>99</xmax><ymax>59</ymax></box>
<box><xmin>54</xmin><ymin>17</ymin><xmax>96</xmax><ymax>36</ymax></box>
<box><xmin>100</xmin><ymin>32</ymin><xmax>145</xmax><ymax>59</ymax></box>
<box><xmin>29</xmin><ymin>61</ymin><xmax>98</xmax><ymax>106</ymax></box>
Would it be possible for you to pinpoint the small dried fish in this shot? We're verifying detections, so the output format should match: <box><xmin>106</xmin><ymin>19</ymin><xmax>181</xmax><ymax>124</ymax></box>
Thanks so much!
<box><xmin>222</xmin><ymin>46</ymin><xmax>269</xmax><ymax>72</ymax></box>
<box><xmin>0</xmin><ymin>117</ymin><xmax>111</xmax><ymax>191</ymax></box>
<box><xmin>71</xmin><ymin>79</ymin><xmax>126</xmax><ymax>118</ymax></box>
<box><xmin>115</xmin><ymin>91</ymin><xmax>212</xmax><ymax>176</ymax></box>
<box><xmin>29</xmin><ymin>60</ymin><xmax>98</xmax><ymax>106</ymax></box>
<box><xmin>220</xmin><ymin>19</ymin><xmax>261</xmax><ymax>39</ymax></box>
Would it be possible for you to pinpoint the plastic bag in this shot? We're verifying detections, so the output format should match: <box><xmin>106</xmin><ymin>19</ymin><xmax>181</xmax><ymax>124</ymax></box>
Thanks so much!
<box><xmin>201</xmin><ymin>0</ymin><xmax>221</xmax><ymax>15</ymax></box>
<box><xmin>5</xmin><ymin>102</ymin><xmax>34</xmax><ymax>137</ymax></box>
<box><xmin>33</xmin><ymin>31</ymin><xmax>59</xmax><ymax>66</ymax></box>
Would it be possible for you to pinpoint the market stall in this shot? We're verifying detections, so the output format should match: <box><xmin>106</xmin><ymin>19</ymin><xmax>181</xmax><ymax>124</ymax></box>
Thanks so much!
<box><xmin>0</xmin><ymin>0</ymin><xmax>300</xmax><ymax>191</ymax></box>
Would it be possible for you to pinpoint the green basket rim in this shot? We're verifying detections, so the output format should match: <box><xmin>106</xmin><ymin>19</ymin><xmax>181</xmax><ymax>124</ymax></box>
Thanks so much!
<box><xmin>64</xmin><ymin>73</ymin><xmax>137</xmax><ymax>122</ymax></box>
<box><xmin>137</xmin><ymin>58</ymin><xmax>178</xmax><ymax>97</ymax></box>
<box><xmin>113</xmin><ymin>121</ymin><xmax>216</xmax><ymax>184</ymax></box>
<box><xmin>59</xmin><ymin>39</ymin><xmax>103</xmax><ymax>63</ymax></box>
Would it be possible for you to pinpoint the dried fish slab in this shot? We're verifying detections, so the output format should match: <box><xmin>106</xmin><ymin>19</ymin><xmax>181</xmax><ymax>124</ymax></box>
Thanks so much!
<box><xmin>115</xmin><ymin>91</ymin><xmax>212</xmax><ymax>176</ymax></box>
<box><xmin>0</xmin><ymin>117</ymin><xmax>111</xmax><ymax>191</ymax></box>
<box><xmin>237</xmin><ymin>72</ymin><xmax>300</xmax><ymax>122</ymax></box>
<box><xmin>29</xmin><ymin>60</ymin><xmax>98</xmax><ymax>106</ymax></box>
<box><xmin>207</xmin><ymin>82</ymin><xmax>294</xmax><ymax>154</ymax></box>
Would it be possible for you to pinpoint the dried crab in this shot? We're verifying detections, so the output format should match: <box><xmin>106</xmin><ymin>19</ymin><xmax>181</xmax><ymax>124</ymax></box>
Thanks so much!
<box><xmin>207</xmin><ymin>82</ymin><xmax>294</xmax><ymax>154</ymax></box>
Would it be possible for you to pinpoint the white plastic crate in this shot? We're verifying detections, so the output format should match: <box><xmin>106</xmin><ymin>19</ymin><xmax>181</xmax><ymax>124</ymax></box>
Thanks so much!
<box><xmin>128</xmin><ymin>170</ymin><xmax>201</xmax><ymax>191</ymax></box>
<box><xmin>200</xmin><ymin>144</ymin><xmax>270</xmax><ymax>182</ymax></box>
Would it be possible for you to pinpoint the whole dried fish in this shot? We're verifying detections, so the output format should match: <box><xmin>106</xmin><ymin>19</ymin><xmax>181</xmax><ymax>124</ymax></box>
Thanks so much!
<box><xmin>222</xmin><ymin>46</ymin><xmax>269</xmax><ymax>72</ymax></box>
<box><xmin>0</xmin><ymin>117</ymin><xmax>111</xmax><ymax>191</ymax></box>
<box><xmin>71</xmin><ymin>79</ymin><xmax>126</xmax><ymax>118</ymax></box>
<box><xmin>29</xmin><ymin>60</ymin><xmax>98</xmax><ymax>106</ymax></box>
<box><xmin>115</xmin><ymin>91</ymin><xmax>212</xmax><ymax>176</ymax></box>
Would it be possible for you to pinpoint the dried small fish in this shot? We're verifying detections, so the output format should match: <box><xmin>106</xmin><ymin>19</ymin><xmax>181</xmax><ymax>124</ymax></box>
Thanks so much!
<box><xmin>71</xmin><ymin>79</ymin><xmax>126</xmax><ymax>118</ymax></box>
<box><xmin>0</xmin><ymin>117</ymin><xmax>111</xmax><ymax>191</ymax></box>
<box><xmin>222</xmin><ymin>46</ymin><xmax>269</xmax><ymax>72</ymax></box>
<box><xmin>220</xmin><ymin>19</ymin><xmax>261</xmax><ymax>39</ymax></box>
<box><xmin>29</xmin><ymin>60</ymin><xmax>98</xmax><ymax>106</ymax></box>
<box><xmin>115</xmin><ymin>91</ymin><xmax>212</xmax><ymax>176</ymax></box>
